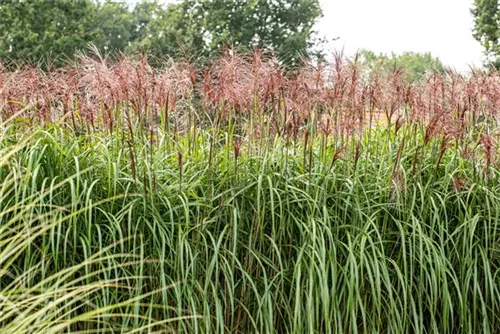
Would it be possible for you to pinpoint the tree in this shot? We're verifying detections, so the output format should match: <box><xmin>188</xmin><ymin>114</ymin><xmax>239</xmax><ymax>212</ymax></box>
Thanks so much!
<box><xmin>93</xmin><ymin>1</ymin><xmax>135</xmax><ymax>54</ymax></box>
<box><xmin>128</xmin><ymin>0</ymin><xmax>325</xmax><ymax>66</ymax></box>
<box><xmin>0</xmin><ymin>0</ymin><xmax>325</xmax><ymax>67</ymax></box>
<box><xmin>179</xmin><ymin>0</ymin><xmax>323</xmax><ymax>65</ymax></box>
<box><xmin>471</xmin><ymin>0</ymin><xmax>500</xmax><ymax>67</ymax></box>
<box><xmin>0</xmin><ymin>0</ymin><xmax>98</xmax><ymax>67</ymax></box>
<box><xmin>128</xmin><ymin>0</ymin><xmax>202</xmax><ymax>60</ymax></box>
<box><xmin>360</xmin><ymin>50</ymin><xmax>446</xmax><ymax>82</ymax></box>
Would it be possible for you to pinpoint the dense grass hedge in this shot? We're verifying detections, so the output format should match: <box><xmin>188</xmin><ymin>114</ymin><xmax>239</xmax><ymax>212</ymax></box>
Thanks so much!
<box><xmin>1</xmin><ymin>121</ymin><xmax>499</xmax><ymax>333</ymax></box>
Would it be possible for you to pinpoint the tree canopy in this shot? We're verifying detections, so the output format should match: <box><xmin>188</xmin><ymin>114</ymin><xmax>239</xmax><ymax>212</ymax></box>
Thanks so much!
<box><xmin>360</xmin><ymin>50</ymin><xmax>446</xmax><ymax>82</ymax></box>
<box><xmin>0</xmin><ymin>0</ymin><xmax>323</xmax><ymax>67</ymax></box>
<box><xmin>180</xmin><ymin>0</ymin><xmax>323</xmax><ymax>64</ymax></box>
<box><xmin>471</xmin><ymin>0</ymin><xmax>500</xmax><ymax>67</ymax></box>
<box><xmin>0</xmin><ymin>0</ymin><xmax>98</xmax><ymax>66</ymax></box>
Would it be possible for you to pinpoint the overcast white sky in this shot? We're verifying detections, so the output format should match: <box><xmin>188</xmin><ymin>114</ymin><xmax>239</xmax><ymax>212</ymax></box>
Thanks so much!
<box><xmin>137</xmin><ymin>0</ymin><xmax>484</xmax><ymax>70</ymax></box>
<box><xmin>316</xmin><ymin>0</ymin><xmax>484</xmax><ymax>70</ymax></box>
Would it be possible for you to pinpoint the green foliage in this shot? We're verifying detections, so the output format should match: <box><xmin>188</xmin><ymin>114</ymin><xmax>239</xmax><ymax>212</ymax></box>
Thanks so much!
<box><xmin>93</xmin><ymin>1</ymin><xmax>135</xmax><ymax>54</ymax></box>
<box><xmin>360</xmin><ymin>50</ymin><xmax>446</xmax><ymax>81</ymax></box>
<box><xmin>0</xmin><ymin>0</ymin><xmax>98</xmax><ymax>67</ymax></box>
<box><xmin>2</xmin><ymin>48</ymin><xmax>499</xmax><ymax>333</ymax></box>
<box><xmin>472</xmin><ymin>0</ymin><xmax>500</xmax><ymax>67</ymax></box>
<box><xmin>179</xmin><ymin>0</ymin><xmax>323</xmax><ymax>65</ymax></box>
<box><xmin>0</xmin><ymin>0</ymin><xmax>323</xmax><ymax>67</ymax></box>
<box><xmin>128</xmin><ymin>0</ymin><xmax>202</xmax><ymax>59</ymax></box>
<box><xmin>1</xmin><ymin>116</ymin><xmax>500</xmax><ymax>332</ymax></box>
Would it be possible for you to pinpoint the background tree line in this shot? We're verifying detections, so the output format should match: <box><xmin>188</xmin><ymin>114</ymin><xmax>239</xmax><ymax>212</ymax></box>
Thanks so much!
<box><xmin>0</xmin><ymin>0</ymin><xmax>323</xmax><ymax>67</ymax></box>
<box><xmin>4</xmin><ymin>0</ymin><xmax>484</xmax><ymax>77</ymax></box>
<box><xmin>473</xmin><ymin>0</ymin><xmax>500</xmax><ymax>68</ymax></box>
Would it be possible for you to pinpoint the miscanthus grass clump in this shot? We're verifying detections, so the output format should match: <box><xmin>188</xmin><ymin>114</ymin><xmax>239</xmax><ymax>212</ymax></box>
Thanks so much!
<box><xmin>1</xmin><ymin>50</ymin><xmax>500</xmax><ymax>333</ymax></box>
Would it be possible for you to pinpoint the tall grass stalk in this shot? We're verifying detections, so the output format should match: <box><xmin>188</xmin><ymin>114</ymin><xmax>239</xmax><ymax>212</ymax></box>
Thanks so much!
<box><xmin>1</xmin><ymin>50</ymin><xmax>500</xmax><ymax>333</ymax></box>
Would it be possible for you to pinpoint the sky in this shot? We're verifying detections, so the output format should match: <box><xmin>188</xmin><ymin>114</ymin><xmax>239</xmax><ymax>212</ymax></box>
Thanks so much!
<box><xmin>316</xmin><ymin>0</ymin><xmax>485</xmax><ymax>71</ymax></box>
<box><xmin>132</xmin><ymin>0</ymin><xmax>484</xmax><ymax>70</ymax></box>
